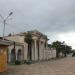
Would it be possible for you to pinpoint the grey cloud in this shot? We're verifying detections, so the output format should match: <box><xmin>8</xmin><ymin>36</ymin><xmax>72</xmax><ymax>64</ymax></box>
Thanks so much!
<box><xmin>0</xmin><ymin>0</ymin><xmax>75</xmax><ymax>36</ymax></box>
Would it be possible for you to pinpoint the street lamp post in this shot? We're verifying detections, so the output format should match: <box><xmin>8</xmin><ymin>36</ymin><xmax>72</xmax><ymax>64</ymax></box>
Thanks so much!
<box><xmin>0</xmin><ymin>12</ymin><xmax>13</xmax><ymax>40</ymax></box>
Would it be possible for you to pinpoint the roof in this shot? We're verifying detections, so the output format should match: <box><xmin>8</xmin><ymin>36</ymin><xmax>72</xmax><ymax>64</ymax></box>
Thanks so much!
<box><xmin>17</xmin><ymin>30</ymin><xmax>48</xmax><ymax>40</ymax></box>
<box><xmin>29</xmin><ymin>30</ymin><xmax>48</xmax><ymax>39</ymax></box>
<box><xmin>5</xmin><ymin>30</ymin><xmax>49</xmax><ymax>40</ymax></box>
<box><xmin>0</xmin><ymin>39</ymin><xmax>10</xmax><ymax>46</ymax></box>
<box><xmin>0</xmin><ymin>37</ymin><xmax>24</xmax><ymax>46</ymax></box>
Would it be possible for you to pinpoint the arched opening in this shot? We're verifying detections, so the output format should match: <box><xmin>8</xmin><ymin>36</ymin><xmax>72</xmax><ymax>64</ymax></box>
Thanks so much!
<box><xmin>17</xmin><ymin>49</ymin><xmax>21</xmax><ymax>61</ymax></box>
<box><xmin>11</xmin><ymin>49</ymin><xmax>16</xmax><ymax>63</ymax></box>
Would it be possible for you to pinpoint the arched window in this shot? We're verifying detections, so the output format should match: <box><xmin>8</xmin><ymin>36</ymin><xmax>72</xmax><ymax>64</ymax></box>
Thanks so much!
<box><xmin>11</xmin><ymin>48</ymin><xmax>16</xmax><ymax>63</ymax></box>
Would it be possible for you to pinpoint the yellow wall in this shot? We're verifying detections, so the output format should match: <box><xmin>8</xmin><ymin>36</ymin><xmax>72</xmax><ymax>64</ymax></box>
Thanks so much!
<box><xmin>0</xmin><ymin>46</ymin><xmax>7</xmax><ymax>72</ymax></box>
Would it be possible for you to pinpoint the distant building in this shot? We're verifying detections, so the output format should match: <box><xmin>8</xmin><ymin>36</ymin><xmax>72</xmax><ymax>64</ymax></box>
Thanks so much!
<box><xmin>5</xmin><ymin>30</ymin><xmax>56</xmax><ymax>63</ymax></box>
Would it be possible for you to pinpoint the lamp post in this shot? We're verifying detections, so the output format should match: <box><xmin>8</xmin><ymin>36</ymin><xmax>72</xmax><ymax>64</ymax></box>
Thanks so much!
<box><xmin>0</xmin><ymin>12</ymin><xmax>13</xmax><ymax>40</ymax></box>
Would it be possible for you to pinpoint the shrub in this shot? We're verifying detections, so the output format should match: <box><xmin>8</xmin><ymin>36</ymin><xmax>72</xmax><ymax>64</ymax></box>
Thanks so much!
<box><xmin>72</xmin><ymin>52</ymin><xmax>75</xmax><ymax>57</ymax></box>
<box><xmin>26</xmin><ymin>60</ymin><xmax>32</xmax><ymax>65</ymax></box>
<box><xmin>15</xmin><ymin>60</ymin><xmax>21</xmax><ymax>65</ymax></box>
<box><xmin>24</xmin><ymin>60</ymin><xmax>27</xmax><ymax>64</ymax></box>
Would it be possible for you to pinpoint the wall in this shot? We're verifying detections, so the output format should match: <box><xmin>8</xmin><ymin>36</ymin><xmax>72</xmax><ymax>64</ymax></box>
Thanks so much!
<box><xmin>8</xmin><ymin>45</ymin><xmax>24</xmax><ymax>63</ymax></box>
<box><xmin>44</xmin><ymin>48</ymin><xmax>56</xmax><ymax>60</ymax></box>
<box><xmin>6</xmin><ymin>35</ymin><xmax>28</xmax><ymax>61</ymax></box>
<box><xmin>0</xmin><ymin>45</ymin><xmax>7</xmax><ymax>72</ymax></box>
<box><xmin>5</xmin><ymin>35</ymin><xmax>24</xmax><ymax>44</ymax></box>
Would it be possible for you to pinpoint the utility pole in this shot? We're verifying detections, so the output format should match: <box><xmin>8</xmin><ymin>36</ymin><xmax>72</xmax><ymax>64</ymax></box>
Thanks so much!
<box><xmin>0</xmin><ymin>12</ymin><xmax>13</xmax><ymax>40</ymax></box>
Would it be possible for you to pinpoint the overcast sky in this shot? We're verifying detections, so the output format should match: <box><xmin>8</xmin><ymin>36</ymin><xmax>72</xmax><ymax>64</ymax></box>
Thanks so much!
<box><xmin>0</xmin><ymin>0</ymin><xmax>75</xmax><ymax>49</ymax></box>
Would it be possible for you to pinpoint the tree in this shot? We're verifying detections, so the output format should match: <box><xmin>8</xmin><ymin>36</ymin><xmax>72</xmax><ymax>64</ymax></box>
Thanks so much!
<box><xmin>51</xmin><ymin>41</ymin><xmax>72</xmax><ymax>58</ymax></box>
<box><xmin>51</xmin><ymin>41</ymin><xmax>62</xmax><ymax>58</ymax></box>
<box><xmin>48</xmin><ymin>44</ymin><xmax>52</xmax><ymax>48</ymax></box>
<box><xmin>8</xmin><ymin>33</ymin><xmax>12</xmax><ymax>36</ymax></box>
<box><xmin>60</xmin><ymin>43</ymin><xmax>72</xmax><ymax>57</ymax></box>
<box><xmin>60</xmin><ymin>44</ymin><xmax>66</xmax><ymax>57</ymax></box>
<box><xmin>64</xmin><ymin>45</ymin><xmax>72</xmax><ymax>57</ymax></box>
<box><xmin>24</xmin><ymin>32</ymin><xmax>33</xmax><ymax>60</ymax></box>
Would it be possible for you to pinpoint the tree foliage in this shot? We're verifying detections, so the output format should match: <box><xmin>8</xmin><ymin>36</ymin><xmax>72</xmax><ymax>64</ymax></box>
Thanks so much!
<box><xmin>24</xmin><ymin>32</ymin><xmax>33</xmax><ymax>60</ymax></box>
<box><xmin>51</xmin><ymin>41</ymin><xmax>72</xmax><ymax>58</ymax></box>
<box><xmin>25</xmin><ymin>32</ymin><xmax>33</xmax><ymax>44</ymax></box>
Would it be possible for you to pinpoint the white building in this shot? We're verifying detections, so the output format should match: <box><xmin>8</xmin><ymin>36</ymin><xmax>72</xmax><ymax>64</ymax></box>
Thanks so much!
<box><xmin>5</xmin><ymin>30</ymin><xmax>56</xmax><ymax>63</ymax></box>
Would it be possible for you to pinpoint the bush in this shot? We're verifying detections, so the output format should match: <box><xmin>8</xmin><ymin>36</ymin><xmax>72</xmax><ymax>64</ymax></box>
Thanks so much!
<box><xmin>23</xmin><ymin>60</ymin><xmax>27</xmax><ymax>64</ymax></box>
<box><xmin>26</xmin><ymin>60</ymin><xmax>32</xmax><ymax>65</ymax></box>
<box><xmin>15</xmin><ymin>60</ymin><xmax>21</xmax><ymax>65</ymax></box>
<box><xmin>72</xmin><ymin>52</ymin><xmax>75</xmax><ymax>57</ymax></box>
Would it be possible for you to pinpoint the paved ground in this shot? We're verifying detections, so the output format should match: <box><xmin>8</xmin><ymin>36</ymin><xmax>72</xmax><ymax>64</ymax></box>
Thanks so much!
<box><xmin>1</xmin><ymin>57</ymin><xmax>75</xmax><ymax>75</ymax></box>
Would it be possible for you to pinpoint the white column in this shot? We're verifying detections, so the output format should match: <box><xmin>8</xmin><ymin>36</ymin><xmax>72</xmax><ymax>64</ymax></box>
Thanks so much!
<box><xmin>42</xmin><ymin>43</ymin><xmax>45</xmax><ymax>60</ymax></box>
<box><xmin>8</xmin><ymin>48</ymin><xmax>11</xmax><ymax>63</ymax></box>
<box><xmin>39</xmin><ymin>41</ymin><xmax>41</xmax><ymax>60</ymax></box>
<box><xmin>8</xmin><ymin>53</ymin><xmax>11</xmax><ymax>63</ymax></box>
<box><xmin>32</xmin><ymin>42</ymin><xmax>34</xmax><ymax>61</ymax></box>
<box><xmin>34</xmin><ymin>39</ymin><xmax>37</xmax><ymax>61</ymax></box>
<box><xmin>24</xmin><ymin>43</ymin><xmax>28</xmax><ymax>60</ymax></box>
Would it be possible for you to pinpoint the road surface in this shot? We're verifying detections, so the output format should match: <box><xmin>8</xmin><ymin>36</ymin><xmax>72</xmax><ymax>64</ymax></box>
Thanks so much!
<box><xmin>1</xmin><ymin>57</ymin><xmax>75</xmax><ymax>75</ymax></box>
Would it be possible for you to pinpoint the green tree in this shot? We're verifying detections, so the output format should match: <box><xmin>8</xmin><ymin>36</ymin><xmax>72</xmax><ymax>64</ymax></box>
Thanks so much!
<box><xmin>51</xmin><ymin>41</ymin><xmax>62</xmax><ymax>58</ymax></box>
<box><xmin>60</xmin><ymin>44</ymin><xmax>66</xmax><ymax>57</ymax></box>
<box><xmin>60</xmin><ymin>42</ymin><xmax>72</xmax><ymax>57</ymax></box>
<box><xmin>64</xmin><ymin>45</ymin><xmax>72</xmax><ymax>57</ymax></box>
<box><xmin>48</xmin><ymin>44</ymin><xmax>52</xmax><ymax>48</ymax></box>
<box><xmin>51</xmin><ymin>41</ymin><xmax>72</xmax><ymax>58</ymax></box>
<box><xmin>24</xmin><ymin>32</ymin><xmax>33</xmax><ymax>60</ymax></box>
<box><xmin>8</xmin><ymin>33</ymin><xmax>12</xmax><ymax>36</ymax></box>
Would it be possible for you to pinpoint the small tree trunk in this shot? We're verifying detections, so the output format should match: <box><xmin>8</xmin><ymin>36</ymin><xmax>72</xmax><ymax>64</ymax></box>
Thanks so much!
<box><xmin>56</xmin><ymin>52</ymin><xmax>59</xmax><ymax>58</ymax></box>
<box><xmin>64</xmin><ymin>52</ymin><xmax>67</xmax><ymax>57</ymax></box>
<box><xmin>56</xmin><ymin>49</ymin><xmax>60</xmax><ymax>58</ymax></box>
<box><xmin>27</xmin><ymin>44</ymin><xmax>32</xmax><ymax>61</ymax></box>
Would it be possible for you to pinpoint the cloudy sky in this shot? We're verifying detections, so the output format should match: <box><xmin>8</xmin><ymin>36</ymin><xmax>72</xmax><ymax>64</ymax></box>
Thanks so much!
<box><xmin>0</xmin><ymin>0</ymin><xmax>75</xmax><ymax>49</ymax></box>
